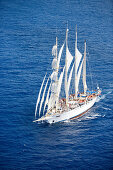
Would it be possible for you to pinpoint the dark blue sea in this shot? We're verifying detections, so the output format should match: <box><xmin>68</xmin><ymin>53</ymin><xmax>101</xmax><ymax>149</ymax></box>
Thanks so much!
<box><xmin>0</xmin><ymin>0</ymin><xmax>113</xmax><ymax>169</ymax></box>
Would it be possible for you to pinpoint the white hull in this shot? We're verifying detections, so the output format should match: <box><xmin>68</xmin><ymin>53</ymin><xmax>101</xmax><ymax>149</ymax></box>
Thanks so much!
<box><xmin>36</xmin><ymin>96</ymin><xmax>97</xmax><ymax>124</ymax></box>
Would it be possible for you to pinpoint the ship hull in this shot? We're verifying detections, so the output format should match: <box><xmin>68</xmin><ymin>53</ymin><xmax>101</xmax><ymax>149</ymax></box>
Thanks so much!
<box><xmin>43</xmin><ymin>96</ymin><xmax>97</xmax><ymax>124</ymax></box>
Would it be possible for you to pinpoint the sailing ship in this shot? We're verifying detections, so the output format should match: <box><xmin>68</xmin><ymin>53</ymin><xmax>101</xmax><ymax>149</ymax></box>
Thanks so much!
<box><xmin>34</xmin><ymin>27</ymin><xmax>101</xmax><ymax>124</ymax></box>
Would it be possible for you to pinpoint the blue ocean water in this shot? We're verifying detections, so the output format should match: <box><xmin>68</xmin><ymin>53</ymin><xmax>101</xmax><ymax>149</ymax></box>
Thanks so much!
<box><xmin>0</xmin><ymin>0</ymin><xmax>113</xmax><ymax>169</ymax></box>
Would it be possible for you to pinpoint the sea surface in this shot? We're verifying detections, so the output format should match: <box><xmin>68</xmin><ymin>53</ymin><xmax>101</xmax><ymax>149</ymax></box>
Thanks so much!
<box><xmin>0</xmin><ymin>0</ymin><xmax>113</xmax><ymax>169</ymax></box>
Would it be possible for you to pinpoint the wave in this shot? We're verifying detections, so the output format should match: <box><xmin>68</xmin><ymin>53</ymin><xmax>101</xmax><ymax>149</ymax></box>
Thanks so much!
<box><xmin>96</xmin><ymin>89</ymin><xmax>113</xmax><ymax>102</ymax></box>
<box><xmin>96</xmin><ymin>97</ymin><xmax>101</xmax><ymax>102</ymax></box>
<box><xmin>85</xmin><ymin>112</ymin><xmax>101</xmax><ymax>120</ymax></box>
<box><xmin>101</xmin><ymin>106</ymin><xmax>111</xmax><ymax>111</ymax></box>
<box><xmin>100</xmin><ymin>95</ymin><xmax>105</xmax><ymax>100</ymax></box>
<box><xmin>63</xmin><ymin>119</ymin><xmax>71</xmax><ymax>123</ymax></box>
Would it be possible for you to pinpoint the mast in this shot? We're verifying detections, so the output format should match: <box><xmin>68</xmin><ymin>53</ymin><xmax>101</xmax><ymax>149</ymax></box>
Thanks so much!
<box><xmin>75</xmin><ymin>25</ymin><xmax>78</xmax><ymax>99</ymax></box>
<box><xmin>56</xmin><ymin>37</ymin><xmax>58</xmax><ymax>111</ymax></box>
<box><xmin>83</xmin><ymin>40</ymin><xmax>87</xmax><ymax>95</ymax></box>
<box><xmin>65</xmin><ymin>28</ymin><xmax>68</xmax><ymax>105</ymax></box>
<box><xmin>56</xmin><ymin>37</ymin><xmax>57</xmax><ymax>60</ymax></box>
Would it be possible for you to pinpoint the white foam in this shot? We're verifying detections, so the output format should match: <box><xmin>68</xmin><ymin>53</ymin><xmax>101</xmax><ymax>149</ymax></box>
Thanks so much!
<box><xmin>100</xmin><ymin>95</ymin><xmax>105</xmax><ymax>100</ymax></box>
<box><xmin>63</xmin><ymin>119</ymin><xmax>71</xmax><ymax>123</ymax></box>
<box><xmin>96</xmin><ymin>97</ymin><xmax>101</xmax><ymax>102</ymax></box>
<box><xmin>99</xmin><ymin>90</ymin><xmax>112</xmax><ymax>100</ymax></box>
<box><xmin>102</xmin><ymin>107</ymin><xmax>111</xmax><ymax>111</ymax></box>
<box><xmin>85</xmin><ymin>112</ymin><xmax>101</xmax><ymax>120</ymax></box>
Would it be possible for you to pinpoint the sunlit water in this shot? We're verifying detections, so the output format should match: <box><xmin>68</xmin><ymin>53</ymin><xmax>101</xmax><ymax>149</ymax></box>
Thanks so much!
<box><xmin>0</xmin><ymin>0</ymin><xmax>113</xmax><ymax>169</ymax></box>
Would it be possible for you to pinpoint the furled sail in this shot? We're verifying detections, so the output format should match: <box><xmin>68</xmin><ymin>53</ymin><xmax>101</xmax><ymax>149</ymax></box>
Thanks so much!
<box><xmin>48</xmin><ymin>93</ymin><xmax>56</xmax><ymax>111</ymax></box>
<box><xmin>35</xmin><ymin>74</ymin><xmax>46</xmax><ymax>118</ymax></box>
<box><xmin>57</xmin><ymin>43</ymin><xmax>64</xmax><ymax>69</ymax></box>
<box><xmin>52</xmin><ymin>45</ymin><xmax>57</xmax><ymax>56</ymax></box>
<box><xmin>51</xmin><ymin>71</ymin><xmax>57</xmax><ymax>81</ymax></box>
<box><xmin>48</xmin><ymin>77</ymin><xmax>58</xmax><ymax>110</ymax></box>
<box><xmin>67</xmin><ymin>47</ymin><xmax>73</xmax><ymax>72</ymax></box>
<box><xmin>39</xmin><ymin>77</ymin><xmax>49</xmax><ymax>117</ymax></box>
<box><xmin>68</xmin><ymin>63</ymin><xmax>74</xmax><ymax>92</ymax></box>
<box><xmin>51</xmin><ymin>82</ymin><xmax>57</xmax><ymax>93</ymax></box>
<box><xmin>48</xmin><ymin>43</ymin><xmax>64</xmax><ymax>111</ymax></box>
<box><xmin>48</xmin><ymin>40</ymin><xmax>58</xmax><ymax>111</ymax></box>
<box><xmin>52</xmin><ymin>58</ymin><xmax>57</xmax><ymax>69</ymax></box>
<box><xmin>48</xmin><ymin>72</ymin><xmax>57</xmax><ymax>110</ymax></box>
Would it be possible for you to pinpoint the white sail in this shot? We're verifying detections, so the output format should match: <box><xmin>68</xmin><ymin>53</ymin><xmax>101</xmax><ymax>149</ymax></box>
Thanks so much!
<box><xmin>51</xmin><ymin>82</ymin><xmax>57</xmax><ymax>93</ymax></box>
<box><xmin>57</xmin><ymin>67</ymin><xmax>65</xmax><ymax>102</ymax></box>
<box><xmin>43</xmin><ymin>82</ymin><xmax>51</xmax><ymax>114</ymax></box>
<box><xmin>67</xmin><ymin>46</ymin><xmax>73</xmax><ymax>72</ymax></box>
<box><xmin>52</xmin><ymin>58</ymin><xmax>57</xmax><ymax>69</ymax></box>
<box><xmin>75</xmin><ymin>25</ymin><xmax>82</xmax><ymax>98</ymax></box>
<box><xmin>55</xmin><ymin>67</ymin><xmax>65</xmax><ymax>111</ymax></box>
<box><xmin>48</xmin><ymin>73</ymin><xmax>57</xmax><ymax>110</ymax></box>
<box><xmin>51</xmin><ymin>71</ymin><xmax>57</xmax><ymax>81</ymax></box>
<box><xmin>76</xmin><ymin>48</ymin><xmax>82</xmax><ymax>71</ymax></box>
<box><xmin>76</xmin><ymin>59</ymin><xmax>84</xmax><ymax>93</ymax></box>
<box><xmin>47</xmin><ymin>78</ymin><xmax>58</xmax><ymax>110</ymax></box>
<box><xmin>48</xmin><ymin>38</ymin><xmax>58</xmax><ymax>111</ymax></box>
<box><xmin>52</xmin><ymin>45</ymin><xmax>57</xmax><ymax>56</ymax></box>
<box><xmin>48</xmin><ymin>93</ymin><xmax>56</xmax><ymax>111</ymax></box>
<box><xmin>35</xmin><ymin>74</ymin><xmax>46</xmax><ymax>118</ymax></box>
<box><xmin>39</xmin><ymin>77</ymin><xmax>49</xmax><ymax>117</ymax></box>
<box><xmin>68</xmin><ymin>63</ymin><xmax>74</xmax><ymax>92</ymax></box>
<box><xmin>57</xmin><ymin>43</ymin><xmax>64</xmax><ymax>69</ymax></box>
